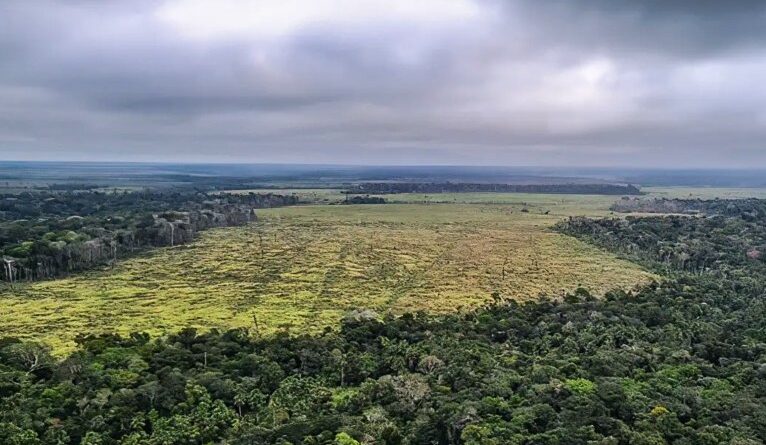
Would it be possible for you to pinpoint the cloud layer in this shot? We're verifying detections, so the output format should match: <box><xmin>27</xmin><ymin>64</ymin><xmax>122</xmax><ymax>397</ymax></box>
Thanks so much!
<box><xmin>1</xmin><ymin>0</ymin><xmax>765</xmax><ymax>166</ymax></box>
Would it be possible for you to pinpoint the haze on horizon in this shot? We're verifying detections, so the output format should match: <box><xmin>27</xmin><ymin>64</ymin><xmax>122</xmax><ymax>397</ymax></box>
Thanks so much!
<box><xmin>1</xmin><ymin>0</ymin><xmax>765</xmax><ymax>168</ymax></box>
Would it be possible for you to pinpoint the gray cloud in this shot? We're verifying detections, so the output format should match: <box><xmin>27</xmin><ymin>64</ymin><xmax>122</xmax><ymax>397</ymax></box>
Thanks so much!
<box><xmin>0</xmin><ymin>0</ymin><xmax>765</xmax><ymax>167</ymax></box>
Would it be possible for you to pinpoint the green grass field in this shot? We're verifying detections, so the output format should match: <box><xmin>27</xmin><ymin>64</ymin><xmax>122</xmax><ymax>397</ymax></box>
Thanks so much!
<box><xmin>225</xmin><ymin>187</ymin><xmax>766</xmax><ymax>204</ymax></box>
<box><xmin>225</xmin><ymin>189</ymin><xmax>641</xmax><ymax>210</ymax></box>
<box><xmin>1</xmin><ymin>196</ymin><xmax>659</xmax><ymax>353</ymax></box>
<box><xmin>641</xmin><ymin>186</ymin><xmax>766</xmax><ymax>199</ymax></box>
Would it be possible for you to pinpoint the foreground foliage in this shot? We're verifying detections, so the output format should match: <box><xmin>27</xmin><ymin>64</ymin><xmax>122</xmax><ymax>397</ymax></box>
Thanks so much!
<box><xmin>1</xmin><ymin>284</ymin><xmax>764</xmax><ymax>444</ymax></box>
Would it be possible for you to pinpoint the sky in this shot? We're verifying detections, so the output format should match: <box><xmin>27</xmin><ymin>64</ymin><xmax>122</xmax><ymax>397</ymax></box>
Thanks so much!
<box><xmin>0</xmin><ymin>0</ymin><xmax>765</xmax><ymax>167</ymax></box>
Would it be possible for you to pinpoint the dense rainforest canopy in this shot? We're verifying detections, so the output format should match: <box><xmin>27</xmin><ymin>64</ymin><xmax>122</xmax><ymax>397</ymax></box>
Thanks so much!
<box><xmin>0</xmin><ymin>191</ymin><xmax>297</xmax><ymax>282</ymax></box>
<box><xmin>1</xmin><ymin>198</ymin><xmax>765</xmax><ymax>444</ymax></box>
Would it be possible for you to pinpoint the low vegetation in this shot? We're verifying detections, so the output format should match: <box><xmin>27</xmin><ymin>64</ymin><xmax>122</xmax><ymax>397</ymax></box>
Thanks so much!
<box><xmin>641</xmin><ymin>186</ymin><xmax>766</xmax><ymax>200</ymax></box>
<box><xmin>2</xmin><ymin>202</ymin><xmax>653</xmax><ymax>353</ymax></box>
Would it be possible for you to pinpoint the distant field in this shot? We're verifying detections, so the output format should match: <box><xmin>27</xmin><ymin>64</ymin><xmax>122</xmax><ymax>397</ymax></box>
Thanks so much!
<box><xmin>222</xmin><ymin>189</ymin><xmax>626</xmax><ymax>212</ymax></box>
<box><xmin>365</xmin><ymin>192</ymin><xmax>622</xmax><ymax>214</ymax></box>
<box><xmin>223</xmin><ymin>187</ymin><xmax>766</xmax><ymax>204</ymax></box>
<box><xmin>222</xmin><ymin>188</ymin><xmax>346</xmax><ymax>203</ymax></box>
<box><xmin>642</xmin><ymin>186</ymin><xmax>766</xmax><ymax>199</ymax></box>
<box><xmin>2</xmin><ymin>197</ymin><xmax>655</xmax><ymax>353</ymax></box>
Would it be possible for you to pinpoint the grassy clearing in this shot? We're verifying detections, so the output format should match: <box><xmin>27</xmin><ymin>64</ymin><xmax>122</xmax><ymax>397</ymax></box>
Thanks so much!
<box><xmin>222</xmin><ymin>187</ymin><xmax>766</xmax><ymax>203</ymax></box>
<box><xmin>366</xmin><ymin>192</ymin><xmax>623</xmax><ymax>215</ymax></box>
<box><xmin>2</xmin><ymin>197</ymin><xmax>655</xmax><ymax>353</ymax></box>
<box><xmin>642</xmin><ymin>186</ymin><xmax>766</xmax><ymax>200</ymax></box>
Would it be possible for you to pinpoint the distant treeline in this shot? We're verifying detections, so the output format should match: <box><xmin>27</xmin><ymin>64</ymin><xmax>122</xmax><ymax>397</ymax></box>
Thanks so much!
<box><xmin>0</xmin><ymin>191</ymin><xmax>298</xmax><ymax>282</ymax></box>
<box><xmin>45</xmin><ymin>183</ymin><xmax>103</xmax><ymax>191</ymax></box>
<box><xmin>611</xmin><ymin>197</ymin><xmax>766</xmax><ymax>219</ymax></box>
<box><xmin>348</xmin><ymin>182</ymin><xmax>642</xmax><ymax>195</ymax></box>
<box><xmin>339</xmin><ymin>195</ymin><xmax>387</xmax><ymax>205</ymax></box>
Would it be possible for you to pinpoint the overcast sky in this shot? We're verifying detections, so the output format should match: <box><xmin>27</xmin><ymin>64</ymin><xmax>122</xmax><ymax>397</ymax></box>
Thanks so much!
<box><xmin>1</xmin><ymin>0</ymin><xmax>765</xmax><ymax>167</ymax></box>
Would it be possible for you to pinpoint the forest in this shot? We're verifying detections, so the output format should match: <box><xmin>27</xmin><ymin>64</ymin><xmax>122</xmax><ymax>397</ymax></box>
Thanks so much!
<box><xmin>0</xmin><ymin>191</ymin><xmax>298</xmax><ymax>282</ymax></box>
<box><xmin>610</xmin><ymin>197</ymin><xmax>766</xmax><ymax>216</ymax></box>
<box><xmin>339</xmin><ymin>195</ymin><xmax>387</xmax><ymax>205</ymax></box>
<box><xmin>1</xmin><ymin>198</ymin><xmax>764</xmax><ymax>444</ymax></box>
<box><xmin>563</xmin><ymin>198</ymin><xmax>766</xmax><ymax>275</ymax></box>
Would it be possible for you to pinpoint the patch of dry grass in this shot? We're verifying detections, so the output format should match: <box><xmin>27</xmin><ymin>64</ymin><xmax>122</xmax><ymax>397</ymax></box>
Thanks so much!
<box><xmin>1</xmin><ymin>201</ymin><xmax>655</xmax><ymax>353</ymax></box>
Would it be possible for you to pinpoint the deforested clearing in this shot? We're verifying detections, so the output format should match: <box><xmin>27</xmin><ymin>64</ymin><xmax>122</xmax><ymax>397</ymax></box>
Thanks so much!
<box><xmin>2</xmin><ymin>201</ymin><xmax>655</xmax><ymax>353</ymax></box>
